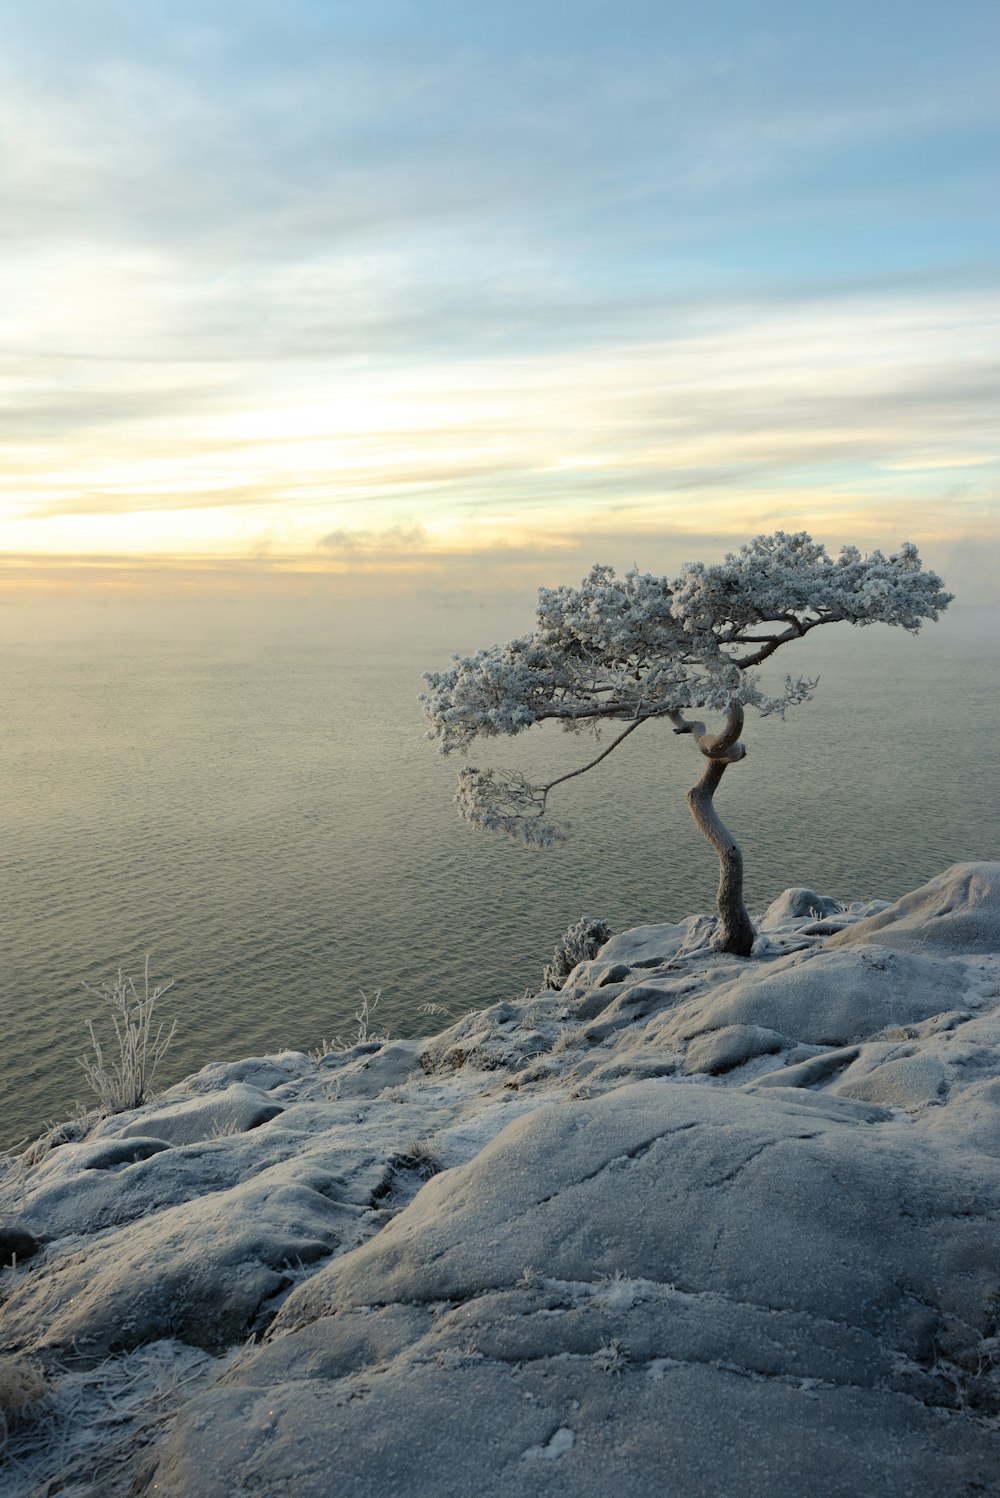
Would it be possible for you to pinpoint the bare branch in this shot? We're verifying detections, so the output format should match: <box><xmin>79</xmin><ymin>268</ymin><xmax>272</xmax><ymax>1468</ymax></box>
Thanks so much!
<box><xmin>669</xmin><ymin>704</ymin><xmax>745</xmax><ymax>761</ymax></box>
<box><xmin>536</xmin><ymin>717</ymin><xmax>647</xmax><ymax>802</ymax></box>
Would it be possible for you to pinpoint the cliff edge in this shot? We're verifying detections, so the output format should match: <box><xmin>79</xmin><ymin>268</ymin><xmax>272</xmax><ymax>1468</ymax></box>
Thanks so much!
<box><xmin>2</xmin><ymin>863</ymin><xmax>999</xmax><ymax>1496</ymax></box>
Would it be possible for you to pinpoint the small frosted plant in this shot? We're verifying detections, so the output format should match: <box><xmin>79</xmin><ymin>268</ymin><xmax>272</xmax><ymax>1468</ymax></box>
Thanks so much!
<box><xmin>78</xmin><ymin>957</ymin><xmax>176</xmax><ymax>1113</ymax></box>
<box><xmin>0</xmin><ymin>1355</ymin><xmax>49</xmax><ymax>1452</ymax></box>
<box><xmin>392</xmin><ymin>1138</ymin><xmax>442</xmax><ymax>1181</ymax></box>
<box><xmin>543</xmin><ymin>918</ymin><xmax>612</xmax><ymax>991</ymax></box>
<box><xmin>593</xmin><ymin>1339</ymin><xmax>630</xmax><ymax>1375</ymax></box>
<box><xmin>328</xmin><ymin>990</ymin><xmax>390</xmax><ymax>1053</ymax></box>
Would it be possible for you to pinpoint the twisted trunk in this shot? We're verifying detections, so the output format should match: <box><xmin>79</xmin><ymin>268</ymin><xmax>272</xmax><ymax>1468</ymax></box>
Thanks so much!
<box><xmin>687</xmin><ymin>757</ymin><xmax>755</xmax><ymax>956</ymax></box>
<box><xmin>671</xmin><ymin>703</ymin><xmax>756</xmax><ymax>957</ymax></box>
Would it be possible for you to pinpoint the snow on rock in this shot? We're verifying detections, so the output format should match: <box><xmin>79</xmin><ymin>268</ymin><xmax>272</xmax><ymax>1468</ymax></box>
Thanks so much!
<box><xmin>826</xmin><ymin>861</ymin><xmax>1000</xmax><ymax>955</ymax></box>
<box><xmin>2</xmin><ymin>863</ymin><xmax>1000</xmax><ymax>1496</ymax></box>
<box><xmin>760</xmin><ymin>887</ymin><xmax>844</xmax><ymax>926</ymax></box>
<box><xmin>113</xmin><ymin>1081</ymin><xmax>284</xmax><ymax>1146</ymax></box>
<box><xmin>659</xmin><ymin>944</ymin><xmax>963</xmax><ymax>1050</ymax></box>
<box><xmin>145</xmin><ymin>1080</ymin><xmax>999</xmax><ymax>1498</ymax></box>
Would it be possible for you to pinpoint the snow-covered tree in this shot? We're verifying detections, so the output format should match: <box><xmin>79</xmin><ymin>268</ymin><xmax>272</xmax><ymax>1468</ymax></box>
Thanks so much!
<box><xmin>423</xmin><ymin>532</ymin><xmax>951</xmax><ymax>956</ymax></box>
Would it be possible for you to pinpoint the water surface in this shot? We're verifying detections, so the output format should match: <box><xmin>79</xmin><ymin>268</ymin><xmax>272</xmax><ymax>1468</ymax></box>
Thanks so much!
<box><xmin>2</xmin><ymin>603</ymin><xmax>996</xmax><ymax>1148</ymax></box>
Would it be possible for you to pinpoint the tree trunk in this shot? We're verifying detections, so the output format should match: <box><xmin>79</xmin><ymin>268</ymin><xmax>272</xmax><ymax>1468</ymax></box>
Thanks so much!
<box><xmin>686</xmin><ymin>757</ymin><xmax>756</xmax><ymax>957</ymax></box>
<box><xmin>671</xmin><ymin>702</ymin><xmax>756</xmax><ymax>957</ymax></box>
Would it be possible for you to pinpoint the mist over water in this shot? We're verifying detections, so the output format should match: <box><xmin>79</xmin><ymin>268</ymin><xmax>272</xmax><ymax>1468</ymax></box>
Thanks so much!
<box><xmin>2</xmin><ymin>599</ymin><xmax>997</xmax><ymax>1149</ymax></box>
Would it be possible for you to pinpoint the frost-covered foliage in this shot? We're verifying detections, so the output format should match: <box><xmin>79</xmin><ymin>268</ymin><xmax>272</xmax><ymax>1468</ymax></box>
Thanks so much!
<box><xmin>318</xmin><ymin>990</ymin><xmax>390</xmax><ymax>1055</ymax></box>
<box><xmin>672</xmin><ymin>534</ymin><xmax>948</xmax><ymax>639</ymax></box>
<box><xmin>78</xmin><ymin>958</ymin><xmax>177</xmax><ymax>1114</ymax></box>
<box><xmin>423</xmin><ymin>531</ymin><xmax>951</xmax><ymax>844</ymax></box>
<box><xmin>543</xmin><ymin>917</ymin><xmax>613</xmax><ymax>991</ymax></box>
<box><xmin>455</xmin><ymin>767</ymin><xmax>570</xmax><ymax>846</ymax></box>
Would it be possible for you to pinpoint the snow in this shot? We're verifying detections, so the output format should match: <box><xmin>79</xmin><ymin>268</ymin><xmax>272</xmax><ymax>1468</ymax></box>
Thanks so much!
<box><xmin>1</xmin><ymin>862</ymin><xmax>998</xmax><ymax>1496</ymax></box>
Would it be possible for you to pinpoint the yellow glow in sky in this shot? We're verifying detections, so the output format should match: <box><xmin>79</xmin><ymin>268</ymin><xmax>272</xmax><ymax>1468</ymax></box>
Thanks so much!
<box><xmin>2</xmin><ymin>4</ymin><xmax>998</xmax><ymax>603</ymax></box>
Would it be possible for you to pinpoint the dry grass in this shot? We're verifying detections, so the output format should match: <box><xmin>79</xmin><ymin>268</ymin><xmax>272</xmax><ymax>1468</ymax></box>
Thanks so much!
<box><xmin>78</xmin><ymin>957</ymin><xmax>176</xmax><ymax>1114</ymax></box>
<box><xmin>0</xmin><ymin>1356</ymin><xmax>49</xmax><ymax>1452</ymax></box>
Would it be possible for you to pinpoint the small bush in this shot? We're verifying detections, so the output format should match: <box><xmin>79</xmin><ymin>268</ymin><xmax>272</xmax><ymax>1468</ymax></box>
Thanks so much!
<box><xmin>543</xmin><ymin>918</ymin><xmax>612</xmax><ymax>992</ymax></box>
<box><xmin>78</xmin><ymin>957</ymin><xmax>176</xmax><ymax>1114</ymax></box>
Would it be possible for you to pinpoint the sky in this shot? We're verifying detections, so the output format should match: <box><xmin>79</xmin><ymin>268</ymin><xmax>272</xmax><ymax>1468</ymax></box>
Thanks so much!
<box><xmin>1</xmin><ymin>0</ymin><xmax>998</xmax><ymax>613</ymax></box>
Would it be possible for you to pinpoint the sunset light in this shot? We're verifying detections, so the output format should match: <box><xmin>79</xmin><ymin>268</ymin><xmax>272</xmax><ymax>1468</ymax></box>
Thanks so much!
<box><xmin>0</xmin><ymin>2</ymin><xmax>997</xmax><ymax>603</ymax></box>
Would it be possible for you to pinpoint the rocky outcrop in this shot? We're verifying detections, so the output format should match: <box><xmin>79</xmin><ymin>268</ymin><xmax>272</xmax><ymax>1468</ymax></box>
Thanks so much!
<box><xmin>1</xmin><ymin>864</ymin><xmax>998</xmax><ymax>1497</ymax></box>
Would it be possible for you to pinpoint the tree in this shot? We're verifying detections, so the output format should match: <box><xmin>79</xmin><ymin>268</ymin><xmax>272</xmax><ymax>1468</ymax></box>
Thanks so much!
<box><xmin>423</xmin><ymin>532</ymin><xmax>951</xmax><ymax>957</ymax></box>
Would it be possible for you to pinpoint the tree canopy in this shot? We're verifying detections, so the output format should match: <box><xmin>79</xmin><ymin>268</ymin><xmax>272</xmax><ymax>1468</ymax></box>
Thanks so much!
<box><xmin>424</xmin><ymin>531</ymin><xmax>951</xmax><ymax>849</ymax></box>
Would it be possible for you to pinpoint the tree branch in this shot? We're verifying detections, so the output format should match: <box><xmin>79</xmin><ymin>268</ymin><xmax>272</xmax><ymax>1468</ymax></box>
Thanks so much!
<box><xmin>537</xmin><ymin>701</ymin><xmax>680</xmax><ymax>725</ymax></box>
<box><xmin>669</xmin><ymin>703</ymin><xmax>746</xmax><ymax>762</ymax></box>
<box><xmin>730</xmin><ymin>615</ymin><xmax>834</xmax><ymax>668</ymax></box>
<box><xmin>536</xmin><ymin>717</ymin><xmax>647</xmax><ymax>804</ymax></box>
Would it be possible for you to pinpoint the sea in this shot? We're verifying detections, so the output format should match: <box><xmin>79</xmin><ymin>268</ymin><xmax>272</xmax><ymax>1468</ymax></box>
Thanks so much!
<box><xmin>2</xmin><ymin>597</ymin><xmax>997</xmax><ymax>1150</ymax></box>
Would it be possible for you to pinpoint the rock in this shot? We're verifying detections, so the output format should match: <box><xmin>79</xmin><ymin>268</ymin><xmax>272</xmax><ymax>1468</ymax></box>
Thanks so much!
<box><xmin>272</xmin><ymin>1081</ymin><xmax>996</xmax><ymax>1335</ymax></box>
<box><xmin>826</xmin><ymin>861</ymin><xmax>1000</xmax><ymax>955</ymax></box>
<box><xmin>647</xmin><ymin>944</ymin><xmax>960</xmax><ymax>1050</ymax></box>
<box><xmin>682</xmin><ymin>1023</ymin><xmax>786</xmax><ymax>1075</ymax></box>
<box><xmin>108</xmin><ymin>1083</ymin><xmax>284</xmax><ymax>1146</ymax></box>
<box><xmin>3</xmin><ymin>1164</ymin><xmax>359</xmax><ymax>1357</ymax></box>
<box><xmin>750</xmin><ymin>1046</ymin><xmax>860</xmax><ymax>1090</ymax></box>
<box><xmin>6</xmin><ymin>864</ymin><xmax>1000</xmax><ymax>1496</ymax></box>
<box><xmin>761</xmin><ymin>888</ymin><xmax>843</xmax><ymax>926</ymax></box>
<box><xmin>0</xmin><ymin>1225</ymin><xmax>40</xmax><ymax>1265</ymax></box>
<box><xmin>147</xmin><ymin>1081</ymin><xmax>1000</xmax><ymax>1497</ymax></box>
<box><xmin>180</xmin><ymin>1052</ymin><xmax>312</xmax><ymax>1094</ymax></box>
<box><xmin>584</xmin><ymin>921</ymin><xmax>689</xmax><ymax>971</ymax></box>
<box><xmin>833</xmin><ymin>1049</ymin><xmax>949</xmax><ymax>1111</ymax></box>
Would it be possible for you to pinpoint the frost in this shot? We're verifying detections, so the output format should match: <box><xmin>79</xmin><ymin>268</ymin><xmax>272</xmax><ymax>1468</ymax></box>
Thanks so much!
<box><xmin>543</xmin><ymin>918</ymin><xmax>613</xmax><ymax>992</ymax></box>
<box><xmin>423</xmin><ymin>531</ymin><xmax>950</xmax><ymax>955</ymax></box>
<box><xmin>523</xmin><ymin>1426</ymin><xmax>576</xmax><ymax>1460</ymax></box>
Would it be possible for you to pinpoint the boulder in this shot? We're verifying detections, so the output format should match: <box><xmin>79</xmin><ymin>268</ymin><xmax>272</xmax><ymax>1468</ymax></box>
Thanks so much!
<box><xmin>825</xmin><ymin>862</ymin><xmax>1000</xmax><ymax>955</ymax></box>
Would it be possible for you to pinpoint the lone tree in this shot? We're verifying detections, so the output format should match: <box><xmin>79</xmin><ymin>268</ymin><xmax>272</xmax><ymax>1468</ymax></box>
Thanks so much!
<box><xmin>423</xmin><ymin>532</ymin><xmax>951</xmax><ymax>957</ymax></box>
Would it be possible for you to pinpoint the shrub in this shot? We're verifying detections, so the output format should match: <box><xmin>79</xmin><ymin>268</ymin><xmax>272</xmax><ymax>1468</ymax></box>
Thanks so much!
<box><xmin>543</xmin><ymin>918</ymin><xmax>612</xmax><ymax>991</ymax></box>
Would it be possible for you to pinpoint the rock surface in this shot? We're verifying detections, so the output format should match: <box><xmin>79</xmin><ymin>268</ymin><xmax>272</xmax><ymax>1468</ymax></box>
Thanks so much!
<box><xmin>1</xmin><ymin>862</ymin><xmax>999</xmax><ymax>1496</ymax></box>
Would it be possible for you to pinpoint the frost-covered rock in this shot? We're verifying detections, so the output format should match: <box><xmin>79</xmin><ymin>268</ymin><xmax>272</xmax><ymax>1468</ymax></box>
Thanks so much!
<box><xmin>760</xmin><ymin>886</ymin><xmax>844</xmax><ymax>926</ymax></box>
<box><xmin>3</xmin><ymin>862</ymin><xmax>1000</xmax><ymax>1497</ymax></box>
<box><xmin>110</xmin><ymin>1081</ymin><xmax>283</xmax><ymax>1146</ymax></box>
<box><xmin>681</xmin><ymin>1022</ymin><xmax>786</xmax><ymax>1075</ymax></box>
<box><xmin>826</xmin><ymin>861</ymin><xmax>1000</xmax><ymax>954</ymax></box>
<box><xmin>648</xmin><ymin>944</ymin><xmax>961</xmax><ymax>1050</ymax></box>
<box><xmin>149</xmin><ymin>1080</ymin><xmax>999</xmax><ymax>1497</ymax></box>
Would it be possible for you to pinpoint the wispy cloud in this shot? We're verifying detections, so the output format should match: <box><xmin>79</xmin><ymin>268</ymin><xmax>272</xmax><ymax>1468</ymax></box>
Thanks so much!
<box><xmin>0</xmin><ymin>2</ymin><xmax>997</xmax><ymax>599</ymax></box>
<box><xmin>318</xmin><ymin>522</ymin><xmax>428</xmax><ymax>555</ymax></box>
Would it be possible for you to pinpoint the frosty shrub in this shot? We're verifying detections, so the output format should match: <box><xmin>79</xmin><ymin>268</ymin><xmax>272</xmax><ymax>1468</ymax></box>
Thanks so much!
<box><xmin>78</xmin><ymin>957</ymin><xmax>177</xmax><ymax>1114</ymax></box>
<box><xmin>543</xmin><ymin>917</ymin><xmax>613</xmax><ymax>991</ymax></box>
<box><xmin>424</xmin><ymin>532</ymin><xmax>951</xmax><ymax>956</ymax></box>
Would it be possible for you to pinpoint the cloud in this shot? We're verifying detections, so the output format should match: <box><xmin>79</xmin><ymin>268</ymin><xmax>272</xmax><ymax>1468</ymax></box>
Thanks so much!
<box><xmin>317</xmin><ymin>522</ymin><xmax>428</xmax><ymax>554</ymax></box>
<box><xmin>0</xmin><ymin>3</ymin><xmax>997</xmax><ymax>608</ymax></box>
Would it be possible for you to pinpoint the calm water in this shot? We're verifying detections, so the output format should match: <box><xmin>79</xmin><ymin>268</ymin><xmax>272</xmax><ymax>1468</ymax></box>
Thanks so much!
<box><xmin>2</xmin><ymin>603</ymin><xmax>997</xmax><ymax>1149</ymax></box>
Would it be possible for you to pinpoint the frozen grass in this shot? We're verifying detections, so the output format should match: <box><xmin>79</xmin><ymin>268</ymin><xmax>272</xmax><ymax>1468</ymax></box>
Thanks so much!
<box><xmin>0</xmin><ymin>1356</ymin><xmax>48</xmax><ymax>1455</ymax></box>
<box><xmin>0</xmin><ymin>1342</ymin><xmax>222</xmax><ymax>1498</ymax></box>
<box><xmin>392</xmin><ymin>1138</ymin><xmax>443</xmax><ymax>1182</ymax></box>
<box><xmin>78</xmin><ymin>957</ymin><xmax>176</xmax><ymax>1114</ymax></box>
<box><xmin>313</xmin><ymin>989</ymin><xmax>390</xmax><ymax>1058</ymax></box>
